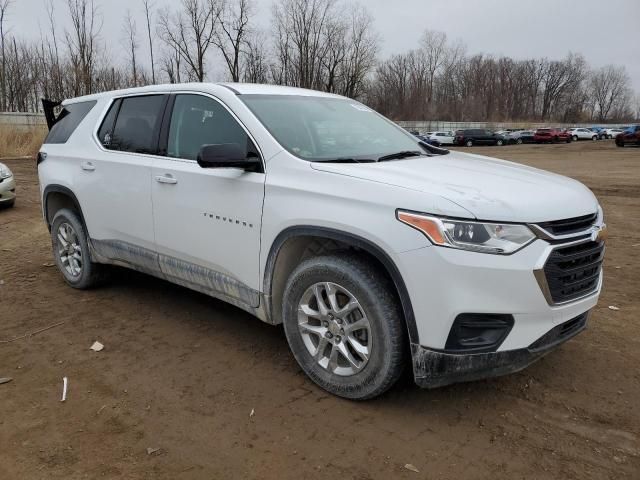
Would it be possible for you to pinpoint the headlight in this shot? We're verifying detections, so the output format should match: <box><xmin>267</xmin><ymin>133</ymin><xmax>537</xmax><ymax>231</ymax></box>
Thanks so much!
<box><xmin>397</xmin><ymin>210</ymin><xmax>536</xmax><ymax>254</ymax></box>
<box><xmin>0</xmin><ymin>164</ymin><xmax>12</xmax><ymax>179</ymax></box>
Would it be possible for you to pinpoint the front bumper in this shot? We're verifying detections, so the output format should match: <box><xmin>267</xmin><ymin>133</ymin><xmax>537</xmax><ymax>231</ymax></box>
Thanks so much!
<box><xmin>0</xmin><ymin>176</ymin><xmax>16</xmax><ymax>203</ymax></box>
<box><xmin>413</xmin><ymin>311</ymin><xmax>588</xmax><ymax>388</ymax></box>
<box><xmin>395</xmin><ymin>235</ymin><xmax>602</xmax><ymax>387</ymax></box>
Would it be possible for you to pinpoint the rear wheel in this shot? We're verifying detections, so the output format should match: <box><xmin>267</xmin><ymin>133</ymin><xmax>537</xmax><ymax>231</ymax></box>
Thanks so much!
<box><xmin>465</xmin><ymin>139</ymin><xmax>473</xmax><ymax>147</ymax></box>
<box><xmin>51</xmin><ymin>208</ymin><xmax>106</xmax><ymax>289</ymax></box>
<box><xmin>496</xmin><ymin>139</ymin><xmax>504</xmax><ymax>146</ymax></box>
<box><xmin>282</xmin><ymin>254</ymin><xmax>406</xmax><ymax>400</ymax></box>
<box><xmin>516</xmin><ymin>138</ymin><xmax>523</xmax><ymax>145</ymax></box>
<box><xmin>572</xmin><ymin>135</ymin><xmax>579</xmax><ymax>142</ymax></box>
<box><xmin>592</xmin><ymin>135</ymin><xmax>597</xmax><ymax>141</ymax></box>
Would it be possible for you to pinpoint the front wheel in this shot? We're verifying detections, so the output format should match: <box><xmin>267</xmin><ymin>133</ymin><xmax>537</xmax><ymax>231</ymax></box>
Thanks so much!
<box><xmin>496</xmin><ymin>139</ymin><xmax>504</xmax><ymax>146</ymax></box>
<box><xmin>516</xmin><ymin>138</ymin><xmax>523</xmax><ymax>145</ymax></box>
<box><xmin>282</xmin><ymin>254</ymin><xmax>406</xmax><ymax>400</ymax></box>
<box><xmin>592</xmin><ymin>136</ymin><xmax>597</xmax><ymax>141</ymax></box>
<box><xmin>465</xmin><ymin>139</ymin><xmax>473</xmax><ymax>147</ymax></box>
<box><xmin>572</xmin><ymin>135</ymin><xmax>579</xmax><ymax>142</ymax></box>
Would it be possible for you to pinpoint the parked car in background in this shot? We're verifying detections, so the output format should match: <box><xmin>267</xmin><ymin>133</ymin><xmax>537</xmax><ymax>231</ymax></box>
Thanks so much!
<box><xmin>568</xmin><ymin>128</ymin><xmax>598</xmax><ymax>142</ymax></box>
<box><xmin>615</xmin><ymin>125</ymin><xmax>640</xmax><ymax>147</ymax></box>
<box><xmin>0</xmin><ymin>162</ymin><xmax>16</xmax><ymax>208</ymax></box>
<box><xmin>589</xmin><ymin>127</ymin><xmax>607</xmax><ymax>140</ymax></box>
<box><xmin>428</xmin><ymin>131</ymin><xmax>455</xmax><ymax>145</ymax></box>
<box><xmin>603</xmin><ymin>128</ymin><xmax>624</xmax><ymax>139</ymax></box>
<box><xmin>533</xmin><ymin>128</ymin><xmax>571</xmax><ymax>144</ymax></box>
<box><xmin>412</xmin><ymin>132</ymin><xmax>438</xmax><ymax>146</ymax></box>
<box><xmin>507</xmin><ymin>130</ymin><xmax>536</xmax><ymax>144</ymax></box>
<box><xmin>454</xmin><ymin>129</ymin><xmax>506</xmax><ymax>146</ymax></box>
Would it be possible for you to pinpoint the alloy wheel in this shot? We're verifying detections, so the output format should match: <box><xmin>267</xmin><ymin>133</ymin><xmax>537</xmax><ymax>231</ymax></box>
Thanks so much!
<box><xmin>297</xmin><ymin>282</ymin><xmax>371</xmax><ymax>376</ymax></box>
<box><xmin>57</xmin><ymin>222</ymin><xmax>83</xmax><ymax>277</ymax></box>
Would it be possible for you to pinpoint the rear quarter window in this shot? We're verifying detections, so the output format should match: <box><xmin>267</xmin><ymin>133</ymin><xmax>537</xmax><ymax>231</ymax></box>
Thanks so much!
<box><xmin>44</xmin><ymin>101</ymin><xmax>97</xmax><ymax>144</ymax></box>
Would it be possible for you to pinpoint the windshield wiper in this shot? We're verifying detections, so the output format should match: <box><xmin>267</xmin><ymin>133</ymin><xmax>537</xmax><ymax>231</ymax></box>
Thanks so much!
<box><xmin>377</xmin><ymin>150</ymin><xmax>424</xmax><ymax>162</ymax></box>
<box><xmin>313</xmin><ymin>157</ymin><xmax>376</xmax><ymax>163</ymax></box>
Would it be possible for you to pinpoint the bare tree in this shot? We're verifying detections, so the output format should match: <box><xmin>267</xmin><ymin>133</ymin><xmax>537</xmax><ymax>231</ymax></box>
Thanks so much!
<box><xmin>122</xmin><ymin>11</ymin><xmax>139</xmax><ymax>86</ymax></box>
<box><xmin>0</xmin><ymin>0</ymin><xmax>12</xmax><ymax>111</ymax></box>
<box><xmin>142</xmin><ymin>0</ymin><xmax>156</xmax><ymax>84</ymax></box>
<box><xmin>589</xmin><ymin>65</ymin><xmax>631</xmax><ymax>122</ymax></box>
<box><xmin>158</xmin><ymin>0</ymin><xmax>216</xmax><ymax>82</ymax></box>
<box><xmin>65</xmin><ymin>0</ymin><xmax>101</xmax><ymax>96</ymax></box>
<box><xmin>212</xmin><ymin>0</ymin><xmax>252</xmax><ymax>82</ymax></box>
<box><xmin>272</xmin><ymin>0</ymin><xmax>337</xmax><ymax>89</ymax></box>
<box><xmin>243</xmin><ymin>31</ymin><xmax>269</xmax><ymax>83</ymax></box>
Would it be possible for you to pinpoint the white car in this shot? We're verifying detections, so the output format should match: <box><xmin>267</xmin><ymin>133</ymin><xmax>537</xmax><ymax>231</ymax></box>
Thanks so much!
<box><xmin>603</xmin><ymin>128</ymin><xmax>624</xmax><ymax>139</ymax></box>
<box><xmin>428</xmin><ymin>131</ymin><xmax>455</xmax><ymax>145</ymax></box>
<box><xmin>37</xmin><ymin>83</ymin><xmax>605</xmax><ymax>399</ymax></box>
<box><xmin>0</xmin><ymin>162</ymin><xmax>16</xmax><ymax>208</ymax></box>
<box><xmin>568</xmin><ymin>128</ymin><xmax>598</xmax><ymax>141</ymax></box>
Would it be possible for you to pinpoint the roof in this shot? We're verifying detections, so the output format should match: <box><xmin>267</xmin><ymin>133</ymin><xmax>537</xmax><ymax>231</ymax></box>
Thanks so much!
<box><xmin>64</xmin><ymin>82</ymin><xmax>344</xmax><ymax>104</ymax></box>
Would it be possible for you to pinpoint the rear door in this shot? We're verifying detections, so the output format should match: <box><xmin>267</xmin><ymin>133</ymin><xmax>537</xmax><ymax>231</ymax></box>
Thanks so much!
<box><xmin>79</xmin><ymin>94</ymin><xmax>168</xmax><ymax>269</ymax></box>
<box><xmin>151</xmin><ymin>93</ymin><xmax>266</xmax><ymax>307</ymax></box>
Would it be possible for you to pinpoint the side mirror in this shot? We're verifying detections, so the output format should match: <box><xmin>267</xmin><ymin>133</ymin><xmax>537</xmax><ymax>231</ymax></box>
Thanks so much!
<box><xmin>197</xmin><ymin>143</ymin><xmax>261</xmax><ymax>172</ymax></box>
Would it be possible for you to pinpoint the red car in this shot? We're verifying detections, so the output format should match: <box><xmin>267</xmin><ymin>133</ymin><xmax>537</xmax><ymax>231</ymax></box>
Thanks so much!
<box><xmin>615</xmin><ymin>126</ymin><xmax>640</xmax><ymax>147</ymax></box>
<box><xmin>533</xmin><ymin>128</ymin><xmax>571</xmax><ymax>144</ymax></box>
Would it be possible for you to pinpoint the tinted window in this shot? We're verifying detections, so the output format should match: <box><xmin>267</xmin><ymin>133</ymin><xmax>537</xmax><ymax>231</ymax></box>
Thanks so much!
<box><xmin>97</xmin><ymin>99</ymin><xmax>121</xmax><ymax>148</ymax></box>
<box><xmin>44</xmin><ymin>101</ymin><xmax>96</xmax><ymax>144</ymax></box>
<box><xmin>109</xmin><ymin>95</ymin><xmax>166</xmax><ymax>154</ymax></box>
<box><xmin>167</xmin><ymin>94</ymin><xmax>254</xmax><ymax>161</ymax></box>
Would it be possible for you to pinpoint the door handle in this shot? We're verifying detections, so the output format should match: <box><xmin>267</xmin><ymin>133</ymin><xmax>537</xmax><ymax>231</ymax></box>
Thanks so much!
<box><xmin>155</xmin><ymin>174</ymin><xmax>178</xmax><ymax>185</ymax></box>
<box><xmin>81</xmin><ymin>161</ymin><xmax>95</xmax><ymax>171</ymax></box>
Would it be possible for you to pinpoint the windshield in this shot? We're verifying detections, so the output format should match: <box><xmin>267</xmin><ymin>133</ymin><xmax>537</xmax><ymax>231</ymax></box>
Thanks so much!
<box><xmin>240</xmin><ymin>95</ymin><xmax>423</xmax><ymax>161</ymax></box>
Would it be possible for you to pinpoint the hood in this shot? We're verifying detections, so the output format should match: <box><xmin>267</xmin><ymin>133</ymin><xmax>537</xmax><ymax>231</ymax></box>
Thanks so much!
<box><xmin>311</xmin><ymin>151</ymin><xmax>598</xmax><ymax>223</ymax></box>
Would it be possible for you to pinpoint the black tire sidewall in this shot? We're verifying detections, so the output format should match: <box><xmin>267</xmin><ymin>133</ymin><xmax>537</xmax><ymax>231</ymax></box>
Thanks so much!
<box><xmin>51</xmin><ymin>208</ymin><xmax>96</xmax><ymax>289</ymax></box>
<box><xmin>282</xmin><ymin>255</ymin><xmax>404</xmax><ymax>400</ymax></box>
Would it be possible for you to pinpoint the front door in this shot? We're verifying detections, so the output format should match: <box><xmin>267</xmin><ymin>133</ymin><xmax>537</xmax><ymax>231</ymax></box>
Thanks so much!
<box><xmin>151</xmin><ymin>93</ymin><xmax>266</xmax><ymax>307</ymax></box>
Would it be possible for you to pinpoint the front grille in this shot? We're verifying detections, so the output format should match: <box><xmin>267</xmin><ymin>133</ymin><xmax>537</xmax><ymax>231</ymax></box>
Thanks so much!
<box><xmin>543</xmin><ymin>241</ymin><xmax>604</xmax><ymax>303</ymax></box>
<box><xmin>537</xmin><ymin>213</ymin><xmax>597</xmax><ymax>236</ymax></box>
<box><xmin>528</xmin><ymin>312</ymin><xmax>588</xmax><ymax>351</ymax></box>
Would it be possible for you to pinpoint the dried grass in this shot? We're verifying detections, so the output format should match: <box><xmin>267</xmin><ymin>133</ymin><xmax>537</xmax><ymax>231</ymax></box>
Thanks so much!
<box><xmin>0</xmin><ymin>125</ymin><xmax>47</xmax><ymax>158</ymax></box>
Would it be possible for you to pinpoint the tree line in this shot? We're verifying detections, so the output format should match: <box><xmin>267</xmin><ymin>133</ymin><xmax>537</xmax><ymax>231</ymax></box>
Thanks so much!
<box><xmin>0</xmin><ymin>0</ymin><xmax>637</xmax><ymax>123</ymax></box>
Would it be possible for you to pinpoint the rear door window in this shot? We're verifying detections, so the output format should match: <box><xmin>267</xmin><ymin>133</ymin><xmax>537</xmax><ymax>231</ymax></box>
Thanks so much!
<box><xmin>107</xmin><ymin>95</ymin><xmax>167</xmax><ymax>154</ymax></box>
<box><xmin>44</xmin><ymin>100</ymin><xmax>97</xmax><ymax>144</ymax></box>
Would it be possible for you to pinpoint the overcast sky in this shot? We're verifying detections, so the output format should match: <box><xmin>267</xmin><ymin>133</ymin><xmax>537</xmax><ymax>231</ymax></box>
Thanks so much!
<box><xmin>5</xmin><ymin>0</ymin><xmax>640</xmax><ymax>92</ymax></box>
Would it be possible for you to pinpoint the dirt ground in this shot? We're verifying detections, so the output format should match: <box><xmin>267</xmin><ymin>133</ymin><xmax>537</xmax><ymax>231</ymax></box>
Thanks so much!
<box><xmin>1</xmin><ymin>141</ymin><xmax>639</xmax><ymax>479</ymax></box>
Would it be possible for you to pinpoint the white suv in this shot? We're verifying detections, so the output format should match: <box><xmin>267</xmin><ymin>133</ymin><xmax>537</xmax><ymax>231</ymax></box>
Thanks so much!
<box><xmin>568</xmin><ymin>128</ymin><xmax>598</xmax><ymax>141</ymax></box>
<box><xmin>38</xmin><ymin>83</ymin><xmax>606</xmax><ymax>399</ymax></box>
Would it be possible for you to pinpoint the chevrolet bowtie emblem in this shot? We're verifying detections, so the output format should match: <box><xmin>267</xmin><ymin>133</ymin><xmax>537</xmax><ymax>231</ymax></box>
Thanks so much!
<box><xmin>593</xmin><ymin>224</ymin><xmax>608</xmax><ymax>243</ymax></box>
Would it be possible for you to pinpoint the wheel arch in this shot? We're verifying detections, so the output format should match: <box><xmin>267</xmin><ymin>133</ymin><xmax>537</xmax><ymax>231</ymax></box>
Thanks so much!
<box><xmin>263</xmin><ymin>226</ymin><xmax>419</xmax><ymax>345</ymax></box>
<box><xmin>43</xmin><ymin>185</ymin><xmax>87</xmax><ymax>233</ymax></box>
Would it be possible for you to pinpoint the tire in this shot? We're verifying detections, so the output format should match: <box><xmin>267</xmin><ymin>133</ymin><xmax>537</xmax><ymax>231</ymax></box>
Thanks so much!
<box><xmin>552</xmin><ymin>136</ymin><xmax>558</xmax><ymax>144</ymax></box>
<box><xmin>566</xmin><ymin>137</ymin><xmax>571</xmax><ymax>143</ymax></box>
<box><xmin>51</xmin><ymin>208</ymin><xmax>106</xmax><ymax>289</ymax></box>
<box><xmin>592</xmin><ymin>136</ymin><xmax>597</xmax><ymax>141</ymax></box>
<box><xmin>496</xmin><ymin>139</ymin><xmax>504</xmax><ymax>146</ymax></box>
<box><xmin>0</xmin><ymin>198</ymin><xmax>14</xmax><ymax>208</ymax></box>
<box><xmin>616</xmin><ymin>140</ymin><xmax>624</xmax><ymax>148</ymax></box>
<box><xmin>572</xmin><ymin>135</ymin><xmax>578</xmax><ymax>142</ymax></box>
<box><xmin>465</xmin><ymin>139</ymin><xmax>473</xmax><ymax>147</ymax></box>
<box><xmin>516</xmin><ymin>138</ymin><xmax>523</xmax><ymax>145</ymax></box>
<box><xmin>282</xmin><ymin>253</ymin><xmax>406</xmax><ymax>400</ymax></box>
